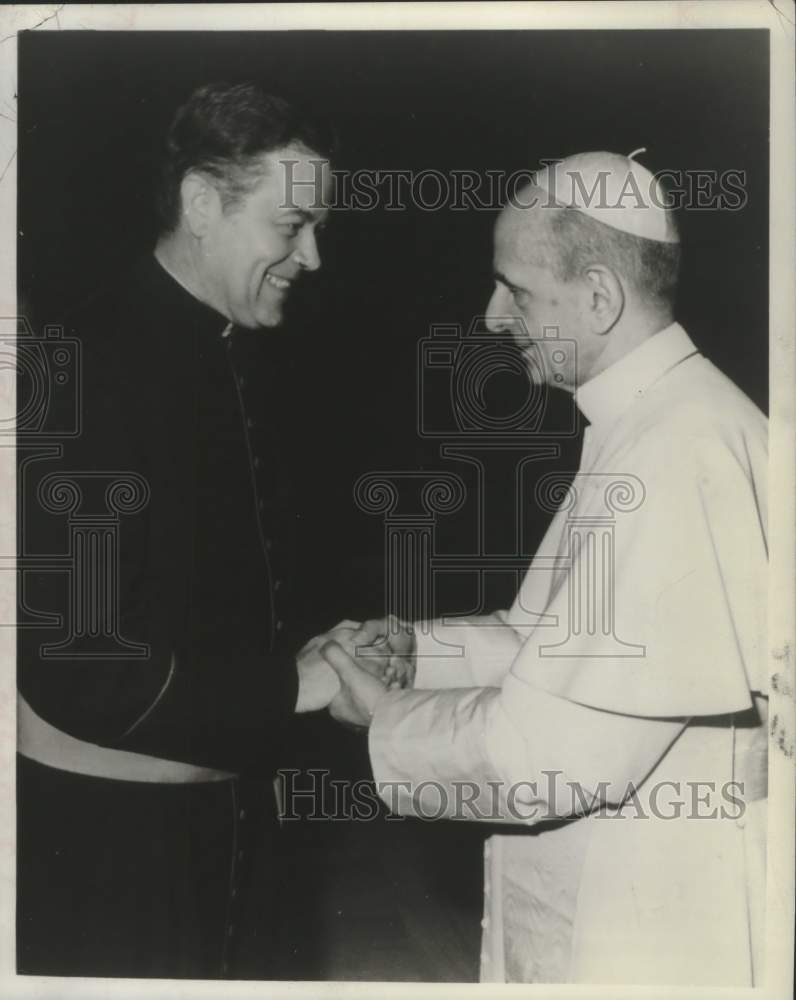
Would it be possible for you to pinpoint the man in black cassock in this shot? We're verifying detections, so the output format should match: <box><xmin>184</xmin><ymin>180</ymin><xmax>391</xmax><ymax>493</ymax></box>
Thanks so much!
<box><xmin>17</xmin><ymin>81</ymin><xmax>403</xmax><ymax>980</ymax></box>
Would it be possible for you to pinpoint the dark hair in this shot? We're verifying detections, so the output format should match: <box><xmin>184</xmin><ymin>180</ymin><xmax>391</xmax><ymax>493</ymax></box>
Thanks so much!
<box><xmin>547</xmin><ymin>206</ymin><xmax>681</xmax><ymax>312</ymax></box>
<box><xmin>156</xmin><ymin>81</ymin><xmax>336</xmax><ymax>234</ymax></box>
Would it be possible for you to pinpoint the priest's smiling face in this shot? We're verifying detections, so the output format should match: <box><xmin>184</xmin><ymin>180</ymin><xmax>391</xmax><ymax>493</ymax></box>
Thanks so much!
<box><xmin>190</xmin><ymin>146</ymin><xmax>331</xmax><ymax>329</ymax></box>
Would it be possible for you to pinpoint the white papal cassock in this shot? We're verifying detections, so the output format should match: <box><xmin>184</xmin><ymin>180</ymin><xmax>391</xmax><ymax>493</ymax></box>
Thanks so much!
<box><xmin>369</xmin><ymin>324</ymin><xmax>768</xmax><ymax>985</ymax></box>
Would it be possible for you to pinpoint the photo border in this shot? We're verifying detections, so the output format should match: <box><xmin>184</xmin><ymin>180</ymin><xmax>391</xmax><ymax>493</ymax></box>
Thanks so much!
<box><xmin>1</xmin><ymin>4</ymin><xmax>793</xmax><ymax>999</ymax></box>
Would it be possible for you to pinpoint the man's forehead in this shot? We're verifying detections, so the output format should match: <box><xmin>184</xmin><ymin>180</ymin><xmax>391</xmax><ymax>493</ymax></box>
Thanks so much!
<box><xmin>263</xmin><ymin>146</ymin><xmax>330</xmax><ymax>201</ymax></box>
<box><xmin>495</xmin><ymin>199</ymin><xmax>548</xmax><ymax>257</ymax></box>
<box><xmin>264</xmin><ymin>145</ymin><xmax>329</xmax><ymax>172</ymax></box>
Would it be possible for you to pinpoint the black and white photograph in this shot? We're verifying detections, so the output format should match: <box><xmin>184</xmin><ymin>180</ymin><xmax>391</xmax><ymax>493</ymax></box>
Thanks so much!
<box><xmin>1</xmin><ymin>3</ymin><xmax>794</xmax><ymax>997</ymax></box>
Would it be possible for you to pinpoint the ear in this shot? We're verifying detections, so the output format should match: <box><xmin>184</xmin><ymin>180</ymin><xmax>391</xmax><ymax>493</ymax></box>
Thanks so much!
<box><xmin>583</xmin><ymin>264</ymin><xmax>625</xmax><ymax>334</ymax></box>
<box><xmin>179</xmin><ymin>171</ymin><xmax>221</xmax><ymax>239</ymax></box>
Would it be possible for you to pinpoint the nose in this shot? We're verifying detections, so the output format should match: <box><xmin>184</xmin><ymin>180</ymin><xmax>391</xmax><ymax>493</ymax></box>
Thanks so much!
<box><xmin>485</xmin><ymin>284</ymin><xmax>513</xmax><ymax>334</ymax></box>
<box><xmin>293</xmin><ymin>228</ymin><xmax>321</xmax><ymax>272</ymax></box>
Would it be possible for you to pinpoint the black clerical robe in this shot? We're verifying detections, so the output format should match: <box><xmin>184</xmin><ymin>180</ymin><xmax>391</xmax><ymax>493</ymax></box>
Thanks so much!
<box><xmin>18</xmin><ymin>254</ymin><xmax>300</xmax><ymax>978</ymax></box>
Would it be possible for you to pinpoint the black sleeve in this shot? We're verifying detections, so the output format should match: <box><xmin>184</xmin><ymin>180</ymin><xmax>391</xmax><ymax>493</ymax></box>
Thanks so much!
<box><xmin>18</xmin><ymin>314</ymin><xmax>173</xmax><ymax>745</ymax></box>
<box><xmin>18</xmin><ymin>288</ymin><xmax>298</xmax><ymax>777</ymax></box>
<box><xmin>118</xmin><ymin>647</ymin><xmax>299</xmax><ymax>776</ymax></box>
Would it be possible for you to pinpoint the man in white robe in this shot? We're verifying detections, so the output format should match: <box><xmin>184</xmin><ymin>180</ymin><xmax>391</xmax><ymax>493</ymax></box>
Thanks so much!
<box><xmin>323</xmin><ymin>152</ymin><xmax>768</xmax><ymax>986</ymax></box>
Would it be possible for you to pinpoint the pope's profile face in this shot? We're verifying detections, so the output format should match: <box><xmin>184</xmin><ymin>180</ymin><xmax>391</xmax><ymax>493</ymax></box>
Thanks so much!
<box><xmin>485</xmin><ymin>203</ymin><xmax>593</xmax><ymax>392</ymax></box>
<box><xmin>197</xmin><ymin>146</ymin><xmax>331</xmax><ymax>329</ymax></box>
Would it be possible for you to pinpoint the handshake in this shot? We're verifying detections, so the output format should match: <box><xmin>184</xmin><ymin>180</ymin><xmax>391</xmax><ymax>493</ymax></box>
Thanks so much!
<box><xmin>294</xmin><ymin>616</ymin><xmax>416</xmax><ymax>728</ymax></box>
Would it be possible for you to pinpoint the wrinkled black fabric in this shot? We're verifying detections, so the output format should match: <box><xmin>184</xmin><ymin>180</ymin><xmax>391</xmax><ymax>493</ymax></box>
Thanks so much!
<box><xmin>18</xmin><ymin>255</ymin><xmax>300</xmax><ymax>977</ymax></box>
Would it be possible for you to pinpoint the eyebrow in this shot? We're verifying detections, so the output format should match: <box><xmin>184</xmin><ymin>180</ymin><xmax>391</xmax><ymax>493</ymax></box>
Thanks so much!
<box><xmin>493</xmin><ymin>270</ymin><xmax>528</xmax><ymax>293</ymax></box>
<box><xmin>279</xmin><ymin>208</ymin><xmax>314</xmax><ymax>220</ymax></box>
<box><xmin>277</xmin><ymin>207</ymin><xmax>329</xmax><ymax>228</ymax></box>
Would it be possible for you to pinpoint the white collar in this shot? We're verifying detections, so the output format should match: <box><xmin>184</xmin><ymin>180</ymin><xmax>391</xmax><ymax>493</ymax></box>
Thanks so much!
<box><xmin>574</xmin><ymin>322</ymin><xmax>699</xmax><ymax>429</ymax></box>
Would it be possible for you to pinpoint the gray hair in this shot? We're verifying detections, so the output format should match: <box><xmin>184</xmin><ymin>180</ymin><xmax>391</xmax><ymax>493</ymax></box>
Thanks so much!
<box><xmin>545</xmin><ymin>205</ymin><xmax>681</xmax><ymax>311</ymax></box>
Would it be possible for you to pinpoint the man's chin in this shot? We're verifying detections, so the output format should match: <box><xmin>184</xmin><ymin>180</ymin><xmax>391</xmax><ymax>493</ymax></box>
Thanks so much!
<box><xmin>245</xmin><ymin>306</ymin><xmax>284</xmax><ymax>331</ymax></box>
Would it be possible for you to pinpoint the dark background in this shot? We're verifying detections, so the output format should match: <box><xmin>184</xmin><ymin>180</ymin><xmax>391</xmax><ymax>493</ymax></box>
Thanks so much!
<box><xmin>18</xmin><ymin>29</ymin><xmax>769</xmax><ymax>980</ymax></box>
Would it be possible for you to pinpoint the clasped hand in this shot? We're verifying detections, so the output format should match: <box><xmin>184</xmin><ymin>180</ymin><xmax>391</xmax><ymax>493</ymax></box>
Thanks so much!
<box><xmin>295</xmin><ymin>616</ymin><xmax>415</xmax><ymax>719</ymax></box>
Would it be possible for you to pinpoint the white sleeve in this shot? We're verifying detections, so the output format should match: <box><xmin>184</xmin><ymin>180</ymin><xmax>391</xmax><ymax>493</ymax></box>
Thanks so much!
<box><xmin>412</xmin><ymin>610</ymin><xmax>524</xmax><ymax>689</ymax></box>
<box><xmin>368</xmin><ymin>676</ymin><xmax>685</xmax><ymax>825</ymax></box>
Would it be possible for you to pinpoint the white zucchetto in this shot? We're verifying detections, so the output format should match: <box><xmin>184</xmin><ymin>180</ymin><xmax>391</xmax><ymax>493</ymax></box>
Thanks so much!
<box><xmin>532</xmin><ymin>150</ymin><xmax>680</xmax><ymax>244</ymax></box>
